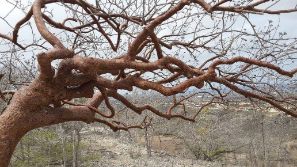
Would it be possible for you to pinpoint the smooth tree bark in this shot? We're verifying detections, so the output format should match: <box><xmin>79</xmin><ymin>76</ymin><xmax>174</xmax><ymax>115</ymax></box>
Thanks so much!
<box><xmin>0</xmin><ymin>0</ymin><xmax>297</xmax><ymax>166</ymax></box>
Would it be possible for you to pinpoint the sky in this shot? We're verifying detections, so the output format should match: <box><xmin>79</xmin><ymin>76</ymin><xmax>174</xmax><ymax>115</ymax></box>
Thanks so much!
<box><xmin>0</xmin><ymin>0</ymin><xmax>296</xmax><ymax>94</ymax></box>
<box><xmin>0</xmin><ymin>0</ymin><xmax>297</xmax><ymax>65</ymax></box>
<box><xmin>1</xmin><ymin>0</ymin><xmax>297</xmax><ymax>45</ymax></box>
<box><xmin>0</xmin><ymin>2</ymin><xmax>296</xmax><ymax>27</ymax></box>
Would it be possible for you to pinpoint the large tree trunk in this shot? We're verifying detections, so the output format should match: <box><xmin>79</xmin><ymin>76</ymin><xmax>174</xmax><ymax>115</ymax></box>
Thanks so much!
<box><xmin>0</xmin><ymin>82</ymin><xmax>48</xmax><ymax>166</ymax></box>
<box><xmin>0</xmin><ymin>109</ymin><xmax>28</xmax><ymax>167</ymax></box>
<box><xmin>0</xmin><ymin>80</ymin><xmax>95</xmax><ymax>167</ymax></box>
<box><xmin>0</xmin><ymin>81</ymin><xmax>45</xmax><ymax>165</ymax></box>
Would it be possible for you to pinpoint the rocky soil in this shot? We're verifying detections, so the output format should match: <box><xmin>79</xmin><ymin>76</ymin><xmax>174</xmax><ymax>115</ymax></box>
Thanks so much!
<box><xmin>78</xmin><ymin>110</ymin><xmax>297</xmax><ymax>167</ymax></box>
<box><xmin>80</xmin><ymin>127</ymin><xmax>227</xmax><ymax>167</ymax></box>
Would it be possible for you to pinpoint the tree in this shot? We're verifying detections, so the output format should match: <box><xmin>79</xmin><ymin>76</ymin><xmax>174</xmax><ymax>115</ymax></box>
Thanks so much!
<box><xmin>0</xmin><ymin>0</ymin><xmax>297</xmax><ymax>166</ymax></box>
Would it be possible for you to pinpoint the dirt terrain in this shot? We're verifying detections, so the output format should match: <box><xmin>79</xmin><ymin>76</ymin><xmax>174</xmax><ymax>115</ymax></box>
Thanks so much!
<box><xmin>81</xmin><ymin>127</ymin><xmax>225</xmax><ymax>167</ymax></box>
<box><xmin>80</xmin><ymin>109</ymin><xmax>297</xmax><ymax>167</ymax></box>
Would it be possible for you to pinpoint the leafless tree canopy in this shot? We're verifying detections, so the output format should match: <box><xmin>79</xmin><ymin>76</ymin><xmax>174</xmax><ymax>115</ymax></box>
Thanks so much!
<box><xmin>0</xmin><ymin>0</ymin><xmax>297</xmax><ymax>166</ymax></box>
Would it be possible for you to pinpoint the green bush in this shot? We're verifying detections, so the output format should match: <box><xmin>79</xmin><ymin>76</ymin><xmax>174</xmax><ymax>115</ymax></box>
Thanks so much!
<box><xmin>11</xmin><ymin>128</ymin><xmax>73</xmax><ymax>166</ymax></box>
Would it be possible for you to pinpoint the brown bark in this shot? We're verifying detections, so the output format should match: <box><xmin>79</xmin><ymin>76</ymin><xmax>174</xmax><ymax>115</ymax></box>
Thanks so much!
<box><xmin>0</xmin><ymin>0</ymin><xmax>297</xmax><ymax>166</ymax></box>
<box><xmin>0</xmin><ymin>109</ymin><xmax>28</xmax><ymax>167</ymax></box>
<box><xmin>0</xmin><ymin>81</ymin><xmax>47</xmax><ymax>166</ymax></box>
<box><xmin>0</xmin><ymin>79</ymin><xmax>95</xmax><ymax>166</ymax></box>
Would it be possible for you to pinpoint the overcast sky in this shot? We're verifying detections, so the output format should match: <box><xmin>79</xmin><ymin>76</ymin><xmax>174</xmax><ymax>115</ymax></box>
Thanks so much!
<box><xmin>0</xmin><ymin>0</ymin><xmax>296</xmax><ymax>93</ymax></box>
<box><xmin>1</xmin><ymin>0</ymin><xmax>297</xmax><ymax>51</ymax></box>
<box><xmin>1</xmin><ymin>0</ymin><xmax>297</xmax><ymax>40</ymax></box>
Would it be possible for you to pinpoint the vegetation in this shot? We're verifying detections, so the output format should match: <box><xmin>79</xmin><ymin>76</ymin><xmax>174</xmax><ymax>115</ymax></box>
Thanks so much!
<box><xmin>11</xmin><ymin>126</ymin><xmax>101</xmax><ymax>166</ymax></box>
<box><xmin>0</xmin><ymin>0</ymin><xmax>297</xmax><ymax>166</ymax></box>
